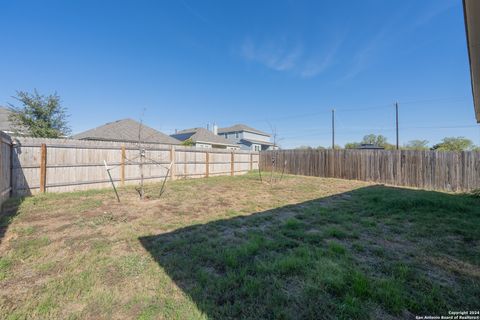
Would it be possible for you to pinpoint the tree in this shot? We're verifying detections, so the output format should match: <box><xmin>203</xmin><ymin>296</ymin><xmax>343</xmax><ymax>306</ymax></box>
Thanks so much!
<box><xmin>296</xmin><ymin>145</ymin><xmax>313</xmax><ymax>150</ymax></box>
<box><xmin>432</xmin><ymin>137</ymin><xmax>474</xmax><ymax>152</ymax></box>
<box><xmin>296</xmin><ymin>145</ymin><xmax>325</xmax><ymax>150</ymax></box>
<box><xmin>181</xmin><ymin>138</ymin><xmax>195</xmax><ymax>146</ymax></box>
<box><xmin>328</xmin><ymin>145</ymin><xmax>342</xmax><ymax>150</ymax></box>
<box><xmin>362</xmin><ymin>134</ymin><xmax>388</xmax><ymax>146</ymax></box>
<box><xmin>345</xmin><ymin>134</ymin><xmax>391</xmax><ymax>149</ymax></box>
<box><xmin>345</xmin><ymin>142</ymin><xmax>360</xmax><ymax>149</ymax></box>
<box><xmin>404</xmin><ymin>140</ymin><xmax>429</xmax><ymax>150</ymax></box>
<box><xmin>8</xmin><ymin>90</ymin><xmax>70</xmax><ymax>138</ymax></box>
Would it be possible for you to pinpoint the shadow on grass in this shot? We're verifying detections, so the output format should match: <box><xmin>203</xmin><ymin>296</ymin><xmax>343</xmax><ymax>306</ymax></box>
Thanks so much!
<box><xmin>0</xmin><ymin>197</ymin><xmax>24</xmax><ymax>245</ymax></box>
<box><xmin>139</xmin><ymin>185</ymin><xmax>480</xmax><ymax>319</ymax></box>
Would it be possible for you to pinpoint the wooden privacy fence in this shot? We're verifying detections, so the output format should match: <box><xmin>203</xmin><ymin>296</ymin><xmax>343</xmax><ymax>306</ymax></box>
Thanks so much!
<box><xmin>9</xmin><ymin>137</ymin><xmax>259</xmax><ymax>196</ymax></box>
<box><xmin>260</xmin><ymin>149</ymin><xmax>480</xmax><ymax>192</ymax></box>
<box><xmin>0</xmin><ymin>132</ymin><xmax>12</xmax><ymax>206</ymax></box>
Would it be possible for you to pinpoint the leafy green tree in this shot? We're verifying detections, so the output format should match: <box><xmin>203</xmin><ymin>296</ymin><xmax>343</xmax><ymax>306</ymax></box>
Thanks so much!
<box><xmin>8</xmin><ymin>90</ymin><xmax>70</xmax><ymax>137</ymax></box>
<box><xmin>181</xmin><ymin>138</ymin><xmax>195</xmax><ymax>146</ymax></box>
<box><xmin>344</xmin><ymin>142</ymin><xmax>360</xmax><ymax>149</ymax></box>
<box><xmin>361</xmin><ymin>134</ymin><xmax>388</xmax><ymax>146</ymax></box>
<box><xmin>432</xmin><ymin>137</ymin><xmax>474</xmax><ymax>152</ymax></box>
<box><xmin>345</xmin><ymin>134</ymin><xmax>392</xmax><ymax>149</ymax></box>
<box><xmin>329</xmin><ymin>145</ymin><xmax>342</xmax><ymax>150</ymax></box>
<box><xmin>404</xmin><ymin>140</ymin><xmax>429</xmax><ymax>150</ymax></box>
<box><xmin>296</xmin><ymin>145</ymin><xmax>327</xmax><ymax>150</ymax></box>
<box><xmin>383</xmin><ymin>143</ymin><xmax>397</xmax><ymax>150</ymax></box>
<box><xmin>296</xmin><ymin>145</ymin><xmax>312</xmax><ymax>150</ymax></box>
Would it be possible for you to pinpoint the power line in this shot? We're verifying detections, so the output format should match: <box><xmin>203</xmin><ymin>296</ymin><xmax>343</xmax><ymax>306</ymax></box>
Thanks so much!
<box><xmin>281</xmin><ymin>124</ymin><xmax>479</xmax><ymax>141</ymax></box>
<box><xmin>399</xmin><ymin>96</ymin><xmax>469</xmax><ymax>105</ymax></box>
<box><xmin>246</xmin><ymin>99</ymin><xmax>471</xmax><ymax>126</ymax></box>
<box><xmin>402</xmin><ymin>124</ymin><xmax>478</xmax><ymax>129</ymax></box>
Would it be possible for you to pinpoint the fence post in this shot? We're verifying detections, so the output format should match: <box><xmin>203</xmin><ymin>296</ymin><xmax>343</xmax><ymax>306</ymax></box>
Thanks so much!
<box><xmin>250</xmin><ymin>153</ymin><xmax>253</xmax><ymax>171</ymax></box>
<box><xmin>170</xmin><ymin>145</ymin><xmax>176</xmax><ymax>180</ymax></box>
<box><xmin>121</xmin><ymin>145</ymin><xmax>126</xmax><ymax>186</ymax></box>
<box><xmin>231</xmin><ymin>151</ymin><xmax>234</xmax><ymax>176</ymax></box>
<box><xmin>205</xmin><ymin>151</ymin><xmax>209</xmax><ymax>178</ymax></box>
<box><xmin>40</xmin><ymin>143</ymin><xmax>47</xmax><ymax>193</ymax></box>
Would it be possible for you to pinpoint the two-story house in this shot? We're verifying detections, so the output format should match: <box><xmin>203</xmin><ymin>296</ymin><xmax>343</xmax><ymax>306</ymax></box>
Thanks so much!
<box><xmin>218</xmin><ymin>124</ymin><xmax>274</xmax><ymax>151</ymax></box>
<box><xmin>170</xmin><ymin>127</ymin><xmax>239</xmax><ymax>150</ymax></box>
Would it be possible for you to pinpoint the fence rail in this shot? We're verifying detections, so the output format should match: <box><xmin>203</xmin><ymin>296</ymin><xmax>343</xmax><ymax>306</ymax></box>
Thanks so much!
<box><xmin>8</xmin><ymin>137</ymin><xmax>259</xmax><ymax>196</ymax></box>
<box><xmin>260</xmin><ymin>149</ymin><xmax>480</xmax><ymax>192</ymax></box>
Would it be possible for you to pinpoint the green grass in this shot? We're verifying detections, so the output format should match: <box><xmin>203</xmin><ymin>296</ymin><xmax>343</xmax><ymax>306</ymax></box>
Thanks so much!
<box><xmin>0</xmin><ymin>173</ymin><xmax>479</xmax><ymax>319</ymax></box>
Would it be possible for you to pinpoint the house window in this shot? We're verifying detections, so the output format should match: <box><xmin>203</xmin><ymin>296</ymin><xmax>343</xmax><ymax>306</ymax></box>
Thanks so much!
<box><xmin>225</xmin><ymin>134</ymin><xmax>228</xmax><ymax>139</ymax></box>
<box><xmin>235</xmin><ymin>132</ymin><xmax>239</xmax><ymax>138</ymax></box>
<box><xmin>254</xmin><ymin>145</ymin><xmax>260</xmax><ymax>151</ymax></box>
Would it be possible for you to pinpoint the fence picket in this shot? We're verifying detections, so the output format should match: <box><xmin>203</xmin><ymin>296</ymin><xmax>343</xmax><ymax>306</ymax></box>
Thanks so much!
<box><xmin>260</xmin><ymin>149</ymin><xmax>480</xmax><ymax>192</ymax></box>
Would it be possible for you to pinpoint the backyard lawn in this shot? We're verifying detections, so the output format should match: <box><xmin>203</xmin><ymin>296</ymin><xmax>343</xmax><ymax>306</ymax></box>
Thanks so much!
<box><xmin>0</xmin><ymin>173</ymin><xmax>479</xmax><ymax>319</ymax></box>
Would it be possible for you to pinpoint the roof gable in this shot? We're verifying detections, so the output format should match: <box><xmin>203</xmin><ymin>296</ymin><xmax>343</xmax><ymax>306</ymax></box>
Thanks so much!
<box><xmin>0</xmin><ymin>106</ymin><xmax>28</xmax><ymax>134</ymax></box>
<box><xmin>72</xmin><ymin>119</ymin><xmax>180</xmax><ymax>144</ymax></box>
<box><xmin>0</xmin><ymin>107</ymin><xmax>14</xmax><ymax>132</ymax></box>
<box><xmin>172</xmin><ymin>127</ymin><xmax>238</xmax><ymax>146</ymax></box>
<box><xmin>218</xmin><ymin>124</ymin><xmax>270</xmax><ymax>136</ymax></box>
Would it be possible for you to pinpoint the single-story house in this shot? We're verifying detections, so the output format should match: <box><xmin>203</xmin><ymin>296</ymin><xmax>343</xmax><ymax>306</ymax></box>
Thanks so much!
<box><xmin>72</xmin><ymin>118</ymin><xmax>181</xmax><ymax>145</ymax></box>
<box><xmin>356</xmin><ymin>143</ymin><xmax>384</xmax><ymax>150</ymax></box>
<box><xmin>463</xmin><ymin>0</ymin><xmax>480</xmax><ymax>122</ymax></box>
<box><xmin>218</xmin><ymin>124</ymin><xmax>275</xmax><ymax>151</ymax></box>
<box><xmin>171</xmin><ymin>127</ymin><xmax>239</xmax><ymax>150</ymax></box>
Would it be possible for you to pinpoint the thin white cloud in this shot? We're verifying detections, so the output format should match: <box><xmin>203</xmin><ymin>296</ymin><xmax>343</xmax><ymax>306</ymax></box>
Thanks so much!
<box><xmin>341</xmin><ymin>27</ymin><xmax>389</xmax><ymax>81</ymax></box>
<box><xmin>299</xmin><ymin>35</ymin><xmax>345</xmax><ymax>78</ymax></box>
<box><xmin>241</xmin><ymin>38</ymin><xmax>303</xmax><ymax>72</ymax></box>
<box><xmin>241</xmin><ymin>36</ymin><xmax>342</xmax><ymax>78</ymax></box>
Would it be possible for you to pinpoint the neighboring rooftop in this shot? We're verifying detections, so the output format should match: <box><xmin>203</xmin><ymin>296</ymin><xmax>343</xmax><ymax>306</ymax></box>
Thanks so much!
<box><xmin>72</xmin><ymin>119</ymin><xmax>181</xmax><ymax>144</ymax></box>
<box><xmin>241</xmin><ymin>138</ymin><xmax>275</xmax><ymax>146</ymax></box>
<box><xmin>0</xmin><ymin>106</ymin><xmax>28</xmax><ymax>135</ymax></box>
<box><xmin>0</xmin><ymin>106</ymin><xmax>16</xmax><ymax>133</ymax></box>
<box><xmin>218</xmin><ymin>124</ymin><xmax>270</xmax><ymax>136</ymax></box>
<box><xmin>172</xmin><ymin>127</ymin><xmax>238</xmax><ymax>147</ymax></box>
<box><xmin>356</xmin><ymin>143</ymin><xmax>385</xmax><ymax>150</ymax></box>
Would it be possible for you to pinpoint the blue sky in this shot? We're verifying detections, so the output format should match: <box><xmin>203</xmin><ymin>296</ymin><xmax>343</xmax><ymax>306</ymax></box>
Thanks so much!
<box><xmin>0</xmin><ymin>0</ymin><xmax>477</xmax><ymax>148</ymax></box>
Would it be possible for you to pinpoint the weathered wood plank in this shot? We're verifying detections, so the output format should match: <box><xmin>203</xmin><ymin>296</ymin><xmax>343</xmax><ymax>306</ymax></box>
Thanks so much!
<box><xmin>260</xmin><ymin>149</ymin><xmax>480</xmax><ymax>192</ymax></box>
<box><xmin>5</xmin><ymin>137</ymin><xmax>257</xmax><ymax>196</ymax></box>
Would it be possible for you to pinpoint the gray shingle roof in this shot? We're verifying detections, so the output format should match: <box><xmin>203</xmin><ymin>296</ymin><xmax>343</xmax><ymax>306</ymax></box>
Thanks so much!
<box><xmin>0</xmin><ymin>106</ymin><xmax>29</xmax><ymax>135</ymax></box>
<box><xmin>0</xmin><ymin>106</ymin><xmax>15</xmax><ymax>133</ymax></box>
<box><xmin>72</xmin><ymin>119</ymin><xmax>181</xmax><ymax>144</ymax></box>
<box><xmin>218</xmin><ymin>124</ymin><xmax>270</xmax><ymax>136</ymax></box>
<box><xmin>171</xmin><ymin>127</ymin><xmax>238</xmax><ymax>146</ymax></box>
<box><xmin>241</xmin><ymin>138</ymin><xmax>274</xmax><ymax>146</ymax></box>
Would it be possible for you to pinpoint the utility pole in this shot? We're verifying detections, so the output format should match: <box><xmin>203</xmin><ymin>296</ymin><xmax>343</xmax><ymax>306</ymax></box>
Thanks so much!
<box><xmin>332</xmin><ymin>109</ymin><xmax>335</xmax><ymax>149</ymax></box>
<box><xmin>395</xmin><ymin>102</ymin><xmax>399</xmax><ymax>150</ymax></box>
